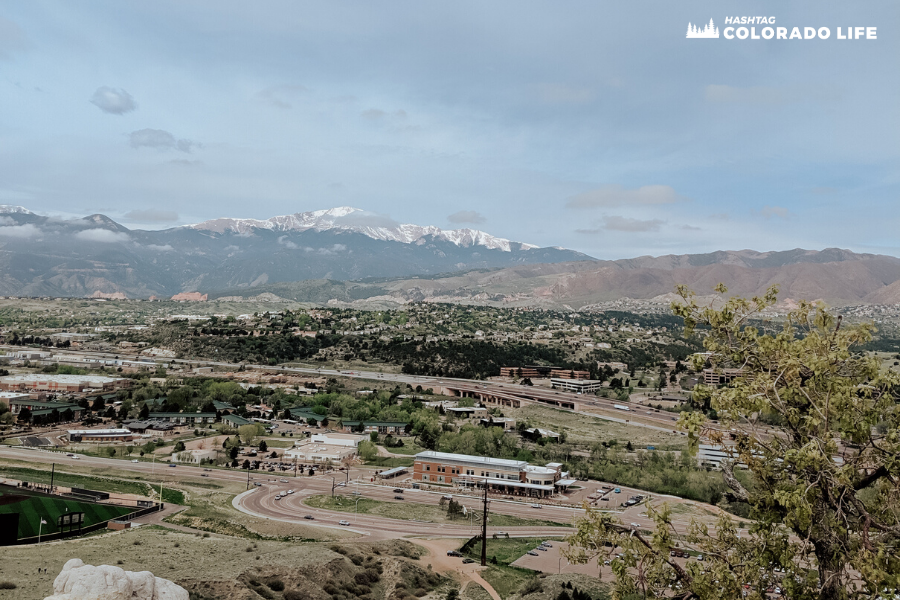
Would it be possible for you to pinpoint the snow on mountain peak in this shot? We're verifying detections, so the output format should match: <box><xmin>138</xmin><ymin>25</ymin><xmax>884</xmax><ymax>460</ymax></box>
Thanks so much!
<box><xmin>0</xmin><ymin>205</ymin><xmax>34</xmax><ymax>215</ymax></box>
<box><xmin>190</xmin><ymin>207</ymin><xmax>537</xmax><ymax>251</ymax></box>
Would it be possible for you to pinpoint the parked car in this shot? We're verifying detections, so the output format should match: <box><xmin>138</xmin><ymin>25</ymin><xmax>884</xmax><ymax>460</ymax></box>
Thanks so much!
<box><xmin>462</xmin><ymin>558</ymin><xmax>475</xmax><ymax>564</ymax></box>
<box><xmin>168</xmin><ymin>464</ymin><xmax>177</xmax><ymax>468</ymax></box>
<box><xmin>613</xmin><ymin>488</ymin><xmax>621</xmax><ymax>493</ymax></box>
<box><xmin>527</xmin><ymin>551</ymin><xmax>539</xmax><ymax>556</ymax></box>
<box><xmin>131</xmin><ymin>459</ymin><xmax>139</xmax><ymax>463</ymax></box>
<box><xmin>338</xmin><ymin>520</ymin><xmax>350</xmax><ymax>526</ymax></box>
<box><xmin>393</xmin><ymin>489</ymin><xmax>404</xmax><ymax>493</ymax></box>
<box><xmin>446</xmin><ymin>550</ymin><xmax>463</xmax><ymax>557</ymax></box>
<box><xmin>536</xmin><ymin>546</ymin><xmax>547</xmax><ymax>551</ymax></box>
<box><xmin>394</xmin><ymin>495</ymin><xmax>404</xmax><ymax>500</ymax></box>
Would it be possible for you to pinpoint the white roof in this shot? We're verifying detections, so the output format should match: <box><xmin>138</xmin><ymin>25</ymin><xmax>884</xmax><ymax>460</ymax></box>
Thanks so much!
<box><xmin>0</xmin><ymin>391</ymin><xmax>31</xmax><ymax>398</ymax></box>
<box><xmin>1</xmin><ymin>374</ymin><xmax>124</xmax><ymax>384</ymax></box>
<box><xmin>415</xmin><ymin>451</ymin><xmax>527</xmax><ymax>469</ymax></box>
<box><xmin>67</xmin><ymin>429</ymin><xmax>132</xmax><ymax>435</ymax></box>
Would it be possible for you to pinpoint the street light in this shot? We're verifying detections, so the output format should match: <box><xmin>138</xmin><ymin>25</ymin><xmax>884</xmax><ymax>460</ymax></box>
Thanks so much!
<box><xmin>355</xmin><ymin>497</ymin><xmax>362</xmax><ymax>514</ymax></box>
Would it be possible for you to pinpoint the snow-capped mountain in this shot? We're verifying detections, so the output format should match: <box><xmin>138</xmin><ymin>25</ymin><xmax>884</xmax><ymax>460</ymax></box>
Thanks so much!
<box><xmin>189</xmin><ymin>207</ymin><xmax>537</xmax><ymax>252</ymax></box>
<box><xmin>0</xmin><ymin>205</ymin><xmax>35</xmax><ymax>215</ymax></box>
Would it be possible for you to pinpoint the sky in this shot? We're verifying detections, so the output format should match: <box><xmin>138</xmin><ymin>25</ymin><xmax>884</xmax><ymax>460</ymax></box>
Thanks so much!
<box><xmin>1</xmin><ymin>1</ymin><xmax>898</xmax><ymax>259</ymax></box>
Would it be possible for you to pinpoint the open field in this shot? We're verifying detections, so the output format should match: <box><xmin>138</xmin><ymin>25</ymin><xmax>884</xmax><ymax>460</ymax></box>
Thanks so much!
<box><xmin>305</xmin><ymin>494</ymin><xmax>567</xmax><ymax>527</ymax></box>
<box><xmin>505</xmin><ymin>404</ymin><xmax>686</xmax><ymax>449</ymax></box>
<box><xmin>0</xmin><ymin>524</ymin><xmax>341</xmax><ymax>600</ymax></box>
<box><xmin>0</xmin><ymin>487</ymin><xmax>133</xmax><ymax>539</ymax></box>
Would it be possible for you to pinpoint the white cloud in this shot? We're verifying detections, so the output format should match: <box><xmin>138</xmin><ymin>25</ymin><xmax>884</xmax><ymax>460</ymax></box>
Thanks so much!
<box><xmin>304</xmin><ymin>244</ymin><xmax>347</xmax><ymax>255</ymax></box>
<box><xmin>142</xmin><ymin>243</ymin><xmax>173</xmax><ymax>251</ymax></box>
<box><xmin>123</xmin><ymin>209</ymin><xmax>179</xmax><ymax>223</ymax></box>
<box><xmin>447</xmin><ymin>210</ymin><xmax>486</xmax><ymax>224</ymax></box>
<box><xmin>277</xmin><ymin>235</ymin><xmax>299</xmax><ymax>249</ymax></box>
<box><xmin>90</xmin><ymin>86</ymin><xmax>137</xmax><ymax>114</ymax></box>
<box><xmin>704</xmin><ymin>84</ymin><xmax>786</xmax><ymax>105</ymax></box>
<box><xmin>129</xmin><ymin>129</ymin><xmax>198</xmax><ymax>153</ymax></box>
<box><xmin>577</xmin><ymin>216</ymin><xmax>665</xmax><ymax>233</ymax></box>
<box><xmin>537</xmin><ymin>83</ymin><xmax>594</xmax><ymax>104</ymax></box>
<box><xmin>566</xmin><ymin>185</ymin><xmax>685</xmax><ymax>208</ymax></box>
<box><xmin>759</xmin><ymin>205</ymin><xmax>791</xmax><ymax>219</ymax></box>
<box><xmin>75</xmin><ymin>228</ymin><xmax>130</xmax><ymax>243</ymax></box>
<box><xmin>0</xmin><ymin>223</ymin><xmax>40</xmax><ymax>238</ymax></box>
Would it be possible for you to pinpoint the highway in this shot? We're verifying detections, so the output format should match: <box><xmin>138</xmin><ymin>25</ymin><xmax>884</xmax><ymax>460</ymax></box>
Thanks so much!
<box><xmin>27</xmin><ymin>346</ymin><xmax>693</xmax><ymax>435</ymax></box>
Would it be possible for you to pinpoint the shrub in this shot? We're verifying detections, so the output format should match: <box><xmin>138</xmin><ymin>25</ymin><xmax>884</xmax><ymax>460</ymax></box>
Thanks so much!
<box><xmin>284</xmin><ymin>591</ymin><xmax>308</xmax><ymax>600</ymax></box>
<box><xmin>0</xmin><ymin>582</ymin><xmax>16</xmax><ymax>590</ymax></box>
<box><xmin>266</xmin><ymin>578</ymin><xmax>285</xmax><ymax>592</ymax></box>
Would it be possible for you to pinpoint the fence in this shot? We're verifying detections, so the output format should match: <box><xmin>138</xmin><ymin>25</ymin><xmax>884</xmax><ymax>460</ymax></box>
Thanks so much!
<box><xmin>12</xmin><ymin>503</ymin><xmax>163</xmax><ymax>545</ymax></box>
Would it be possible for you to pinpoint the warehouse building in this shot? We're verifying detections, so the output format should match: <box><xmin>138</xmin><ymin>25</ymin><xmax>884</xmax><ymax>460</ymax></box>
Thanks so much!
<box><xmin>413</xmin><ymin>451</ymin><xmax>568</xmax><ymax>497</ymax></box>
<box><xmin>67</xmin><ymin>428</ymin><xmax>135</xmax><ymax>443</ymax></box>
<box><xmin>0</xmin><ymin>374</ymin><xmax>131</xmax><ymax>393</ymax></box>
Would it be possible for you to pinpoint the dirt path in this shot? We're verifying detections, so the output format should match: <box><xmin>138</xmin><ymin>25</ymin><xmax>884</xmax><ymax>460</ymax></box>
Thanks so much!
<box><xmin>409</xmin><ymin>538</ymin><xmax>501</xmax><ymax>600</ymax></box>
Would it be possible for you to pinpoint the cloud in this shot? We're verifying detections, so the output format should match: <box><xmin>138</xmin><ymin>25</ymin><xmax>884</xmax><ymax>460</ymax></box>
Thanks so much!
<box><xmin>129</xmin><ymin>129</ymin><xmax>198</xmax><ymax>152</ymax></box>
<box><xmin>0</xmin><ymin>17</ymin><xmax>28</xmax><ymax>60</ymax></box>
<box><xmin>537</xmin><ymin>83</ymin><xmax>594</xmax><ymax>105</ymax></box>
<box><xmin>256</xmin><ymin>84</ymin><xmax>309</xmax><ymax>109</ymax></box>
<box><xmin>361</xmin><ymin>108</ymin><xmax>407</xmax><ymax>121</ymax></box>
<box><xmin>680</xmin><ymin>224</ymin><xmax>702</xmax><ymax>231</ymax></box>
<box><xmin>566</xmin><ymin>184</ymin><xmax>685</xmax><ymax>208</ymax></box>
<box><xmin>705</xmin><ymin>84</ymin><xmax>786</xmax><ymax>105</ymax></box>
<box><xmin>277</xmin><ymin>235</ymin><xmax>299</xmax><ymax>249</ymax></box>
<box><xmin>759</xmin><ymin>205</ymin><xmax>791</xmax><ymax>219</ymax></box>
<box><xmin>75</xmin><ymin>228</ymin><xmax>130</xmax><ymax>243</ymax></box>
<box><xmin>90</xmin><ymin>86</ymin><xmax>137</xmax><ymax>114</ymax></box>
<box><xmin>576</xmin><ymin>216</ymin><xmax>665</xmax><ymax>233</ymax></box>
<box><xmin>304</xmin><ymin>244</ymin><xmax>347</xmax><ymax>255</ymax></box>
<box><xmin>447</xmin><ymin>210</ymin><xmax>486</xmax><ymax>224</ymax></box>
<box><xmin>142</xmin><ymin>243</ymin><xmax>173</xmax><ymax>252</ymax></box>
<box><xmin>122</xmin><ymin>209</ymin><xmax>179</xmax><ymax>223</ymax></box>
<box><xmin>0</xmin><ymin>223</ymin><xmax>40</xmax><ymax>238</ymax></box>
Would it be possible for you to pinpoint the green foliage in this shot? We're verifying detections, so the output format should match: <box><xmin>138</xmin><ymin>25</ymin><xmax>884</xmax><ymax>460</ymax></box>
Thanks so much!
<box><xmin>568</xmin><ymin>285</ymin><xmax>900</xmax><ymax>600</ymax></box>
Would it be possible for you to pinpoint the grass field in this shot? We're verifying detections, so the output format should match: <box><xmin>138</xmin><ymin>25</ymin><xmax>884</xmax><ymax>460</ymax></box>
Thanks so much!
<box><xmin>0</xmin><ymin>464</ymin><xmax>185</xmax><ymax>504</ymax></box>
<box><xmin>0</xmin><ymin>489</ymin><xmax>133</xmax><ymax>540</ymax></box>
<box><xmin>304</xmin><ymin>494</ymin><xmax>565</xmax><ymax>527</ymax></box>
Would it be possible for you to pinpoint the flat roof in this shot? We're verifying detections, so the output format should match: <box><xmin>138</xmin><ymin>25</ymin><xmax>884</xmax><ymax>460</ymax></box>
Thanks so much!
<box><xmin>379</xmin><ymin>466</ymin><xmax>408</xmax><ymax>477</ymax></box>
<box><xmin>0</xmin><ymin>392</ymin><xmax>31</xmax><ymax>398</ymax></box>
<box><xmin>555</xmin><ymin>479</ymin><xmax>578</xmax><ymax>486</ymax></box>
<box><xmin>550</xmin><ymin>378</ymin><xmax>604</xmax><ymax>384</ymax></box>
<box><xmin>415</xmin><ymin>450</ymin><xmax>527</xmax><ymax>470</ymax></box>
<box><xmin>478</xmin><ymin>477</ymin><xmax>553</xmax><ymax>491</ymax></box>
<box><xmin>0</xmin><ymin>374</ymin><xmax>126</xmax><ymax>384</ymax></box>
<box><xmin>67</xmin><ymin>429</ymin><xmax>133</xmax><ymax>435</ymax></box>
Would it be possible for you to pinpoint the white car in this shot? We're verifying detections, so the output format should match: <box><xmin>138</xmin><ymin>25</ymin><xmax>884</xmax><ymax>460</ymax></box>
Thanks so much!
<box><xmin>338</xmin><ymin>520</ymin><xmax>350</xmax><ymax>526</ymax></box>
<box><xmin>530</xmin><ymin>504</ymin><xmax>541</xmax><ymax>509</ymax></box>
<box><xmin>630</xmin><ymin>522</ymin><xmax>641</xmax><ymax>528</ymax></box>
<box><xmin>131</xmin><ymin>459</ymin><xmax>139</xmax><ymax>463</ymax></box>
<box><xmin>287</xmin><ymin>490</ymin><xmax>294</xmax><ymax>494</ymax></box>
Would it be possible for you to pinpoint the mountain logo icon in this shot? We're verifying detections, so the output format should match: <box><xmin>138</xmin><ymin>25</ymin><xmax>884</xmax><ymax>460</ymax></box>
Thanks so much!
<box><xmin>687</xmin><ymin>19</ymin><xmax>720</xmax><ymax>38</ymax></box>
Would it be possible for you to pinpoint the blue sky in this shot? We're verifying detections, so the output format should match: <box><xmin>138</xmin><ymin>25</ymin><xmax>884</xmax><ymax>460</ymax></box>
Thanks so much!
<box><xmin>1</xmin><ymin>1</ymin><xmax>897</xmax><ymax>259</ymax></box>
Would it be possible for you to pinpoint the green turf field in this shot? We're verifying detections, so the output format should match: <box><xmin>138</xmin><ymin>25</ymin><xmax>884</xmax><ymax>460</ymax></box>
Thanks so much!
<box><xmin>0</xmin><ymin>490</ymin><xmax>134</xmax><ymax>540</ymax></box>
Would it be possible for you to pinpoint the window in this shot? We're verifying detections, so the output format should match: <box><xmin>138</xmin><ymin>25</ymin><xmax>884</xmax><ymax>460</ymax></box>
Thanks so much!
<box><xmin>425</xmin><ymin>465</ymin><xmax>430</xmax><ymax>471</ymax></box>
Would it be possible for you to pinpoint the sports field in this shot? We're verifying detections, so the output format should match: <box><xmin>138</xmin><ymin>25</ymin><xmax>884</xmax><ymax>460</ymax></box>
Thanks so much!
<box><xmin>0</xmin><ymin>488</ymin><xmax>134</xmax><ymax>540</ymax></box>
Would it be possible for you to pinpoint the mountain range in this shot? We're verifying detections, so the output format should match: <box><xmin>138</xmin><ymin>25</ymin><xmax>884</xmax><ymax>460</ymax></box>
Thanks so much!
<box><xmin>2</xmin><ymin>205</ymin><xmax>900</xmax><ymax>307</ymax></box>
<box><xmin>0</xmin><ymin>206</ymin><xmax>588</xmax><ymax>298</ymax></box>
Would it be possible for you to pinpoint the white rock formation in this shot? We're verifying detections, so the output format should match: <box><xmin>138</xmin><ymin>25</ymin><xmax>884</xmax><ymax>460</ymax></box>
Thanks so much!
<box><xmin>44</xmin><ymin>558</ymin><xmax>189</xmax><ymax>600</ymax></box>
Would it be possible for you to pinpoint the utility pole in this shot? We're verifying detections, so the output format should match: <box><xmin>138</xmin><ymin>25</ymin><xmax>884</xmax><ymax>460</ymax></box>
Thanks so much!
<box><xmin>50</xmin><ymin>463</ymin><xmax>55</xmax><ymax>493</ymax></box>
<box><xmin>480</xmin><ymin>483</ymin><xmax>489</xmax><ymax>566</ymax></box>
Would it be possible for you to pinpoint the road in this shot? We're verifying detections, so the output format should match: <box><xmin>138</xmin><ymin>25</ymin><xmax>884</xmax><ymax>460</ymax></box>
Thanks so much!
<box><xmin>30</xmin><ymin>346</ymin><xmax>696</xmax><ymax>435</ymax></box>
<box><xmin>0</xmin><ymin>446</ymin><xmax>744</xmax><ymax>541</ymax></box>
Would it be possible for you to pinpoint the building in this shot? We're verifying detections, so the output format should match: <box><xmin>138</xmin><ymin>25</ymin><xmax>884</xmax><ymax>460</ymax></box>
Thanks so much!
<box><xmin>283</xmin><ymin>432</ymin><xmax>365</xmax><ymax>464</ymax></box>
<box><xmin>7</xmin><ymin>399</ymin><xmax>83</xmax><ymax>419</ymax></box>
<box><xmin>148</xmin><ymin>412</ymin><xmax>217</xmax><ymax>425</ymax></box>
<box><xmin>0</xmin><ymin>374</ymin><xmax>131</xmax><ymax>393</ymax></box>
<box><xmin>0</xmin><ymin>391</ymin><xmax>31</xmax><ymax>408</ymax></box>
<box><xmin>499</xmin><ymin>366</ymin><xmax>557</xmax><ymax>379</ymax></box>
<box><xmin>702</xmin><ymin>368</ymin><xmax>745</xmax><ymax>386</ymax></box>
<box><xmin>479</xmin><ymin>417</ymin><xmax>517</xmax><ymax>431</ymax></box>
<box><xmin>549</xmin><ymin>369</ymin><xmax>591</xmax><ymax>380</ymax></box>
<box><xmin>341</xmin><ymin>421</ymin><xmax>408</xmax><ymax>435</ymax></box>
<box><xmin>221</xmin><ymin>414</ymin><xmax>252</xmax><ymax>427</ymax></box>
<box><xmin>67</xmin><ymin>428</ymin><xmax>135</xmax><ymax>443</ymax></box>
<box><xmin>412</xmin><ymin>450</ymin><xmax>565</xmax><ymax>497</ymax></box>
<box><xmin>445</xmin><ymin>406</ymin><xmax>488</xmax><ymax>419</ymax></box>
<box><xmin>550</xmin><ymin>378</ymin><xmax>604</xmax><ymax>394</ymax></box>
<box><xmin>171</xmin><ymin>449</ymin><xmax>218</xmax><ymax>464</ymax></box>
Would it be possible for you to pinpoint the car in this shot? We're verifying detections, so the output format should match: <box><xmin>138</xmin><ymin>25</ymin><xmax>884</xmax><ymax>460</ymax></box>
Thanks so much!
<box><xmin>394</xmin><ymin>495</ymin><xmax>404</xmax><ymax>500</ymax></box>
<box><xmin>168</xmin><ymin>464</ymin><xmax>177</xmax><ymax>467</ymax></box>
<box><xmin>274</xmin><ymin>496</ymin><xmax>281</xmax><ymax>500</ymax></box>
<box><xmin>71</xmin><ymin>455</ymin><xmax>80</xmax><ymax>459</ymax></box>
<box><xmin>462</xmin><ymin>558</ymin><xmax>475</xmax><ymax>564</ymax></box>
<box><xmin>131</xmin><ymin>459</ymin><xmax>139</xmax><ymax>463</ymax></box>
<box><xmin>526</xmin><ymin>551</ymin><xmax>539</xmax><ymax>556</ymax></box>
<box><xmin>393</xmin><ymin>489</ymin><xmax>404</xmax><ymax>493</ymax></box>
<box><xmin>601</xmin><ymin>497</ymin><xmax>609</xmax><ymax>501</ymax></box>
<box><xmin>200</xmin><ymin>473</ymin><xmax>208</xmax><ymax>477</ymax></box>
<box><xmin>203</xmin><ymin>468</ymin><xmax>212</xmax><ymax>472</ymax></box>
<box><xmin>446</xmin><ymin>550</ymin><xmax>463</xmax><ymax>557</ymax></box>
<box><xmin>530</xmin><ymin>504</ymin><xmax>541</xmax><ymax>509</ymax></box>
<box><xmin>497</xmin><ymin>531</ymin><xmax>506</xmax><ymax>536</ymax></box>
<box><xmin>287</xmin><ymin>490</ymin><xmax>294</xmax><ymax>494</ymax></box>
<box><xmin>338</xmin><ymin>520</ymin><xmax>350</xmax><ymax>526</ymax></box>
<box><xmin>338</xmin><ymin>482</ymin><xmax>346</xmax><ymax>487</ymax></box>
<box><xmin>536</xmin><ymin>546</ymin><xmax>547</xmax><ymax>551</ymax></box>
<box><xmin>630</xmin><ymin>522</ymin><xmax>641</xmax><ymax>528</ymax></box>
<box><xmin>280</xmin><ymin>479</ymin><xmax>288</xmax><ymax>483</ymax></box>
<box><xmin>351</xmin><ymin>490</ymin><xmax>362</xmax><ymax>495</ymax></box>
<box><xmin>304</xmin><ymin>515</ymin><xmax>314</xmax><ymax>520</ymax></box>
<box><xmin>613</xmin><ymin>488</ymin><xmax>621</xmax><ymax>493</ymax></box>
<box><xmin>541</xmin><ymin>542</ymin><xmax>553</xmax><ymax>548</ymax></box>
<box><xmin>442</xmin><ymin>494</ymin><xmax>453</xmax><ymax>500</ymax></box>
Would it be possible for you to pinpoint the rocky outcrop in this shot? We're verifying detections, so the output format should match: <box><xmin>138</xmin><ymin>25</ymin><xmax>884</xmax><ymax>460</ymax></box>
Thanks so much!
<box><xmin>44</xmin><ymin>558</ymin><xmax>188</xmax><ymax>600</ymax></box>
